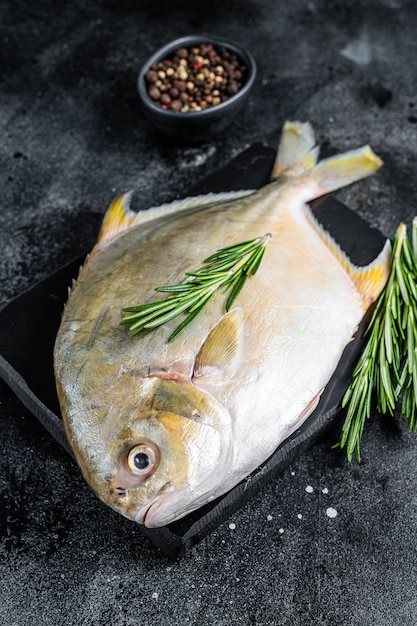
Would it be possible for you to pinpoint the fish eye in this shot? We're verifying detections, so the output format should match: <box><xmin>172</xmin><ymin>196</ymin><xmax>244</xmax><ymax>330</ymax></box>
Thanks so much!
<box><xmin>126</xmin><ymin>443</ymin><xmax>158</xmax><ymax>476</ymax></box>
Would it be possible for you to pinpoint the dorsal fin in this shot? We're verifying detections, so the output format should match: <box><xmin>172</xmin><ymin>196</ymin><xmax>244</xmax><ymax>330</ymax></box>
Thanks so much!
<box><xmin>96</xmin><ymin>189</ymin><xmax>254</xmax><ymax>247</ymax></box>
<box><xmin>193</xmin><ymin>309</ymin><xmax>244</xmax><ymax>382</ymax></box>
<box><xmin>304</xmin><ymin>205</ymin><xmax>391</xmax><ymax>310</ymax></box>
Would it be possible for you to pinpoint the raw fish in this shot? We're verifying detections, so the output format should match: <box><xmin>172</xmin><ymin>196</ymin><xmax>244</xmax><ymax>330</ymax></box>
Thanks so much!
<box><xmin>54</xmin><ymin>121</ymin><xmax>390</xmax><ymax>527</ymax></box>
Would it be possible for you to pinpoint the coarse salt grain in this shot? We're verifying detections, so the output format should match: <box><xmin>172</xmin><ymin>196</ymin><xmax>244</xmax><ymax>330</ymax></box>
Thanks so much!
<box><xmin>322</xmin><ymin>487</ymin><xmax>329</xmax><ymax>494</ymax></box>
<box><xmin>326</xmin><ymin>507</ymin><xmax>338</xmax><ymax>518</ymax></box>
<box><xmin>229</xmin><ymin>522</ymin><xmax>236</xmax><ymax>530</ymax></box>
<box><xmin>305</xmin><ymin>485</ymin><xmax>314</xmax><ymax>493</ymax></box>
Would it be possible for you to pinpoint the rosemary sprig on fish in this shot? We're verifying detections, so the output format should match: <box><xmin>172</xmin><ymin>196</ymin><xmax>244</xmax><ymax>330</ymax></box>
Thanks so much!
<box><xmin>120</xmin><ymin>235</ymin><xmax>270</xmax><ymax>342</ymax></box>
<box><xmin>338</xmin><ymin>219</ymin><xmax>417</xmax><ymax>462</ymax></box>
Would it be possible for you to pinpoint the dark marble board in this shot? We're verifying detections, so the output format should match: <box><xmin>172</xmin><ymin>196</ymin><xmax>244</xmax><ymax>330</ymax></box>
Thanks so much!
<box><xmin>0</xmin><ymin>144</ymin><xmax>386</xmax><ymax>559</ymax></box>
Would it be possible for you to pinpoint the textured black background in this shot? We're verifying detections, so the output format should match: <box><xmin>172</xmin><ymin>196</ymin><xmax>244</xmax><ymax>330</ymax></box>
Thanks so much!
<box><xmin>1</xmin><ymin>1</ymin><xmax>417</xmax><ymax>624</ymax></box>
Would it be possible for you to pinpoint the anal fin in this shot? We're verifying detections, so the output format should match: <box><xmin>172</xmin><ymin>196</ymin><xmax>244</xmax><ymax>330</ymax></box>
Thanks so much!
<box><xmin>304</xmin><ymin>204</ymin><xmax>391</xmax><ymax>310</ymax></box>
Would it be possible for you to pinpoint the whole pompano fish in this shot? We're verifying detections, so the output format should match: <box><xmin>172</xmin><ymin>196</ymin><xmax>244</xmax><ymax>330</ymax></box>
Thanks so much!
<box><xmin>54</xmin><ymin>121</ymin><xmax>390</xmax><ymax>528</ymax></box>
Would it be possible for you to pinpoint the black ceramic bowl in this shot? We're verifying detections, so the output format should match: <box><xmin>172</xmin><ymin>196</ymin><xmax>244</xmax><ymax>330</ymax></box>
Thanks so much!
<box><xmin>137</xmin><ymin>35</ymin><xmax>257</xmax><ymax>143</ymax></box>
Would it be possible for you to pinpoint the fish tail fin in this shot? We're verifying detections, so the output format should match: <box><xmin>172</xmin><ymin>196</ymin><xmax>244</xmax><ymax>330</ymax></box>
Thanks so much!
<box><xmin>272</xmin><ymin>120</ymin><xmax>383</xmax><ymax>193</ymax></box>
<box><xmin>305</xmin><ymin>206</ymin><xmax>391</xmax><ymax>310</ymax></box>
<box><xmin>310</xmin><ymin>146</ymin><xmax>383</xmax><ymax>194</ymax></box>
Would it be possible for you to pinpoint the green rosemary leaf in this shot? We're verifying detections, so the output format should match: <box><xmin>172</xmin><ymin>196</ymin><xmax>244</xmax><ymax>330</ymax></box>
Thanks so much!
<box><xmin>143</xmin><ymin>297</ymin><xmax>199</xmax><ymax>329</ymax></box>
<box><xmin>402</xmin><ymin>235</ymin><xmax>415</xmax><ymax>270</ymax></box>
<box><xmin>396</xmin><ymin>262</ymin><xmax>410</xmax><ymax>305</ymax></box>
<box><xmin>187</xmin><ymin>272</ymin><xmax>232</xmax><ymax>284</ymax></box>
<box><xmin>190</xmin><ymin>262</ymin><xmax>234</xmax><ymax>276</ymax></box>
<box><xmin>122</xmin><ymin>300</ymin><xmax>167</xmax><ymax>314</ymax></box>
<box><xmin>381</xmin><ymin>338</ymin><xmax>395</xmax><ymax>403</ymax></box>
<box><xmin>407</xmin><ymin>311</ymin><xmax>415</xmax><ymax>373</ymax></box>
<box><xmin>168</xmin><ymin>297</ymin><xmax>213</xmax><ymax>343</ymax></box>
<box><xmin>344</xmin><ymin>398</ymin><xmax>366</xmax><ymax>463</ymax></box>
<box><xmin>127</xmin><ymin>299</ymin><xmax>181</xmax><ymax>330</ymax></box>
<box><xmin>155</xmin><ymin>284</ymin><xmax>196</xmax><ymax>293</ymax></box>
<box><xmin>226</xmin><ymin>273</ymin><xmax>248</xmax><ymax>311</ymax></box>
<box><xmin>128</xmin><ymin>309</ymin><xmax>169</xmax><ymax>331</ymax></box>
<box><xmin>413</xmin><ymin>218</ymin><xmax>417</xmax><ymax>260</ymax></box>
<box><xmin>249</xmin><ymin>246</ymin><xmax>267</xmax><ymax>276</ymax></box>
<box><xmin>130</xmin><ymin>326</ymin><xmax>153</xmax><ymax>340</ymax></box>
<box><xmin>187</xmin><ymin>290</ymin><xmax>216</xmax><ymax>316</ymax></box>
<box><xmin>244</xmin><ymin>243</ymin><xmax>267</xmax><ymax>277</ymax></box>
<box><xmin>408</xmin><ymin>273</ymin><xmax>417</xmax><ymax>301</ymax></box>
<box><xmin>204</xmin><ymin>238</ymin><xmax>258</xmax><ymax>259</ymax></box>
<box><xmin>384</xmin><ymin>305</ymin><xmax>393</xmax><ymax>363</ymax></box>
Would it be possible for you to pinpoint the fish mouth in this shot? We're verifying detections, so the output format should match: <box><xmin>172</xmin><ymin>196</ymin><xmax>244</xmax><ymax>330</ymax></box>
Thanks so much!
<box><xmin>135</xmin><ymin>499</ymin><xmax>166</xmax><ymax>527</ymax></box>
<box><xmin>134</xmin><ymin>483</ymin><xmax>176</xmax><ymax>527</ymax></box>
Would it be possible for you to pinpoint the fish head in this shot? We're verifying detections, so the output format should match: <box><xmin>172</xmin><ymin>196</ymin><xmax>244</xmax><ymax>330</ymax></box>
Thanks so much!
<box><xmin>72</xmin><ymin>377</ymin><xmax>233</xmax><ymax>528</ymax></box>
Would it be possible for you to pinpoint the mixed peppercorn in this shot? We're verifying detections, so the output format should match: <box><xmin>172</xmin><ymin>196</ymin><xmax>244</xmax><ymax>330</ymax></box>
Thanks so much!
<box><xmin>145</xmin><ymin>43</ymin><xmax>247</xmax><ymax>113</ymax></box>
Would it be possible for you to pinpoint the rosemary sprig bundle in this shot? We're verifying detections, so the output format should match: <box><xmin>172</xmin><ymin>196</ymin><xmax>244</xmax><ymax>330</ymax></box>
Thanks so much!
<box><xmin>338</xmin><ymin>218</ymin><xmax>417</xmax><ymax>462</ymax></box>
<box><xmin>121</xmin><ymin>235</ymin><xmax>270</xmax><ymax>342</ymax></box>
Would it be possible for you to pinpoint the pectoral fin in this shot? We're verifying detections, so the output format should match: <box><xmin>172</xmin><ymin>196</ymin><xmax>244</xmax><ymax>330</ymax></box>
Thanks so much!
<box><xmin>193</xmin><ymin>309</ymin><xmax>244</xmax><ymax>383</ymax></box>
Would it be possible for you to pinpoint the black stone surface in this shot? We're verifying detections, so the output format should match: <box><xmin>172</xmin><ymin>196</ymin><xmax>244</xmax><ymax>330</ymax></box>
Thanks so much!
<box><xmin>0</xmin><ymin>143</ymin><xmax>388</xmax><ymax>559</ymax></box>
<box><xmin>1</xmin><ymin>1</ymin><xmax>417</xmax><ymax>624</ymax></box>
